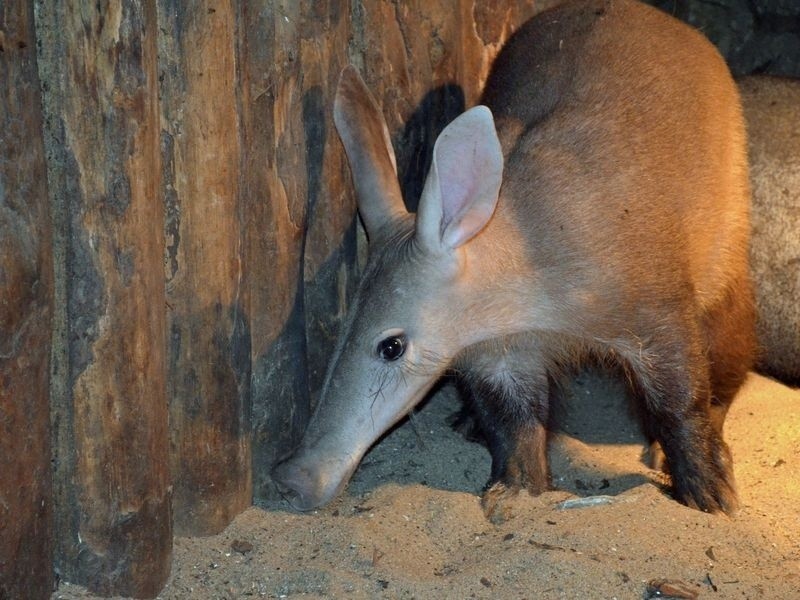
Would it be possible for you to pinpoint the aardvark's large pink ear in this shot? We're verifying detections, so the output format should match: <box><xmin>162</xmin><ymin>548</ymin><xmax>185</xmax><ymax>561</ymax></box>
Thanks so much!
<box><xmin>415</xmin><ymin>105</ymin><xmax>503</xmax><ymax>252</ymax></box>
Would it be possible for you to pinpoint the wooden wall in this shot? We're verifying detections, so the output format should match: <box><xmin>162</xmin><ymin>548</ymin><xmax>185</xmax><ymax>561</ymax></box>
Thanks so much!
<box><xmin>2</xmin><ymin>0</ymin><xmax>537</xmax><ymax>597</ymax></box>
<box><xmin>0</xmin><ymin>3</ymin><xmax>53</xmax><ymax>599</ymax></box>
<box><xmin>36</xmin><ymin>2</ymin><xmax>171</xmax><ymax>596</ymax></box>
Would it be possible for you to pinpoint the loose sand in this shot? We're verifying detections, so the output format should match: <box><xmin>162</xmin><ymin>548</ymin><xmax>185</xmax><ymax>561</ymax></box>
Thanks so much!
<box><xmin>54</xmin><ymin>372</ymin><xmax>799</xmax><ymax>599</ymax></box>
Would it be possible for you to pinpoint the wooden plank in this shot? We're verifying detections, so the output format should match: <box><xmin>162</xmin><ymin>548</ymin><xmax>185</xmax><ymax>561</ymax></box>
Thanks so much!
<box><xmin>239</xmin><ymin>1</ymin><xmax>358</xmax><ymax>501</ymax></box>
<box><xmin>0</xmin><ymin>2</ymin><xmax>54</xmax><ymax>598</ymax></box>
<box><xmin>158</xmin><ymin>0</ymin><xmax>252</xmax><ymax>536</ymax></box>
<box><xmin>36</xmin><ymin>2</ymin><xmax>171</xmax><ymax>596</ymax></box>
<box><xmin>298</xmin><ymin>3</ymin><xmax>360</xmax><ymax>408</ymax></box>
<box><xmin>239</xmin><ymin>0</ymin><xmax>312</xmax><ymax>501</ymax></box>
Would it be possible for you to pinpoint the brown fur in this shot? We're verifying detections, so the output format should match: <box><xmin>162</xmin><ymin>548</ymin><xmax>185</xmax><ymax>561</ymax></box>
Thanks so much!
<box><xmin>454</xmin><ymin>0</ymin><xmax>754</xmax><ymax>515</ymax></box>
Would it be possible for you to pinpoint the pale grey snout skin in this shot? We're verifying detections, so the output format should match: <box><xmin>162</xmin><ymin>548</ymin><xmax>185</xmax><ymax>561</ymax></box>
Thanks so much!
<box><xmin>271</xmin><ymin>391</ymin><xmax>372</xmax><ymax>511</ymax></box>
<box><xmin>272</xmin><ymin>450</ymin><xmax>360</xmax><ymax>511</ymax></box>
<box><xmin>272</xmin><ymin>355</ymin><xmax>443</xmax><ymax>510</ymax></box>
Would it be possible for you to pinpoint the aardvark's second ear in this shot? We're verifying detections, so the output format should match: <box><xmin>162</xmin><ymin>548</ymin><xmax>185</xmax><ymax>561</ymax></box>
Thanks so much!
<box><xmin>415</xmin><ymin>105</ymin><xmax>503</xmax><ymax>252</ymax></box>
<box><xmin>334</xmin><ymin>65</ymin><xmax>406</xmax><ymax>239</ymax></box>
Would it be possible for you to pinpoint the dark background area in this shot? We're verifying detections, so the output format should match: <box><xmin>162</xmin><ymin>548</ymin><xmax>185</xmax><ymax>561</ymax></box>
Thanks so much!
<box><xmin>647</xmin><ymin>0</ymin><xmax>800</xmax><ymax>76</ymax></box>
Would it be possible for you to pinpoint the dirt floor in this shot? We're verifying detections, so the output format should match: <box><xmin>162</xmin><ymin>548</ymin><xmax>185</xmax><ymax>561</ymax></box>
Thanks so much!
<box><xmin>53</xmin><ymin>371</ymin><xmax>799</xmax><ymax>599</ymax></box>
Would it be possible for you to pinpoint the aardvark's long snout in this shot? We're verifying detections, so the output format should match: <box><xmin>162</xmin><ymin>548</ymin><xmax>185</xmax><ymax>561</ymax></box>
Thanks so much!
<box><xmin>271</xmin><ymin>450</ymin><xmax>361</xmax><ymax>511</ymax></box>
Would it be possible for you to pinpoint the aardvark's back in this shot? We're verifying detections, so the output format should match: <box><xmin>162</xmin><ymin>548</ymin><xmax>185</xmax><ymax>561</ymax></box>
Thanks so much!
<box><xmin>481</xmin><ymin>0</ymin><xmax>750</xmax><ymax>327</ymax></box>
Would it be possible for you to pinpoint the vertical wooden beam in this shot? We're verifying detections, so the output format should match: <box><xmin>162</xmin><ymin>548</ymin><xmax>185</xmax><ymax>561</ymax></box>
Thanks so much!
<box><xmin>298</xmin><ymin>2</ymin><xmax>360</xmax><ymax>407</ymax></box>
<box><xmin>37</xmin><ymin>1</ymin><xmax>171</xmax><ymax>596</ymax></box>
<box><xmin>239</xmin><ymin>0</ymin><xmax>312</xmax><ymax>501</ymax></box>
<box><xmin>0</xmin><ymin>2</ymin><xmax>54</xmax><ymax>598</ymax></box>
<box><xmin>239</xmin><ymin>0</ymin><xmax>358</xmax><ymax>501</ymax></box>
<box><xmin>158</xmin><ymin>0</ymin><xmax>252</xmax><ymax>536</ymax></box>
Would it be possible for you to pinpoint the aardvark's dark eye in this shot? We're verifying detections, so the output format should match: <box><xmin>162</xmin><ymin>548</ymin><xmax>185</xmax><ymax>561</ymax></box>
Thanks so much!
<box><xmin>377</xmin><ymin>335</ymin><xmax>406</xmax><ymax>361</ymax></box>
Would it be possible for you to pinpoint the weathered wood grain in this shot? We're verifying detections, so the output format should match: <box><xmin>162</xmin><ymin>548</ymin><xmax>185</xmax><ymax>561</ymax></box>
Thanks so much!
<box><xmin>240</xmin><ymin>0</ymin><xmax>359</xmax><ymax>502</ymax></box>
<box><xmin>297</xmin><ymin>3</ymin><xmax>360</xmax><ymax>412</ymax></box>
<box><xmin>0</xmin><ymin>3</ymin><xmax>54</xmax><ymax>598</ymax></box>
<box><xmin>36</xmin><ymin>1</ymin><xmax>171</xmax><ymax>596</ymax></box>
<box><xmin>158</xmin><ymin>0</ymin><xmax>252</xmax><ymax>537</ymax></box>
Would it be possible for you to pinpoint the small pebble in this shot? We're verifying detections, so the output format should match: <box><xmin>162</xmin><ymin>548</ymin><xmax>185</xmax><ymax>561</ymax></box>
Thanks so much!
<box><xmin>557</xmin><ymin>495</ymin><xmax>615</xmax><ymax>510</ymax></box>
<box><xmin>644</xmin><ymin>579</ymin><xmax>698</xmax><ymax>599</ymax></box>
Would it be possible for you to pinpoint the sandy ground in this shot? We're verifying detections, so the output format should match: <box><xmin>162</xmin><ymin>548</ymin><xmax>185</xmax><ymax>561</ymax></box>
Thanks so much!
<box><xmin>54</xmin><ymin>371</ymin><xmax>799</xmax><ymax>599</ymax></box>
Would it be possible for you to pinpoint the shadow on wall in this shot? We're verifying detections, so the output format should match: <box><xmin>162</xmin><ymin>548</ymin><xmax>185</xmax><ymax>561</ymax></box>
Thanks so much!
<box><xmin>394</xmin><ymin>84</ymin><xmax>466</xmax><ymax>212</ymax></box>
